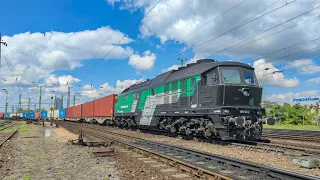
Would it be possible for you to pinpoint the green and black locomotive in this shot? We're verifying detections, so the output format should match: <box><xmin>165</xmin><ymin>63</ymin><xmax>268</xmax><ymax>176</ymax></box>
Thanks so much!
<box><xmin>113</xmin><ymin>59</ymin><xmax>275</xmax><ymax>140</ymax></box>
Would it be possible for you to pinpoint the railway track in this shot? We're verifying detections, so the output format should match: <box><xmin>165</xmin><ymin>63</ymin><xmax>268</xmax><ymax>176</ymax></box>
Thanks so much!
<box><xmin>263</xmin><ymin>129</ymin><xmax>320</xmax><ymax>143</ymax></box>
<box><xmin>0</xmin><ymin>122</ymin><xmax>16</xmax><ymax>131</ymax></box>
<box><xmin>0</xmin><ymin>129</ymin><xmax>19</xmax><ymax>148</ymax></box>
<box><xmin>56</xmin><ymin>121</ymin><xmax>319</xmax><ymax>180</ymax></box>
<box><xmin>57</xmin><ymin>121</ymin><xmax>320</xmax><ymax>157</ymax></box>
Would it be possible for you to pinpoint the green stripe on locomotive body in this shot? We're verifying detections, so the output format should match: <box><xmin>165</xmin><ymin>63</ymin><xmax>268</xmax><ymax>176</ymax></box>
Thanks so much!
<box><xmin>115</xmin><ymin>74</ymin><xmax>201</xmax><ymax>114</ymax></box>
<box><xmin>115</xmin><ymin>93</ymin><xmax>134</xmax><ymax>113</ymax></box>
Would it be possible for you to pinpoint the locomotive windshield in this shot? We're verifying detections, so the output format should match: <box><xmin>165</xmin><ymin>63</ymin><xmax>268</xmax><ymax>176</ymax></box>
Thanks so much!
<box><xmin>243</xmin><ymin>69</ymin><xmax>256</xmax><ymax>85</ymax></box>
<box><xmin>221</xmin><ymin>69</ymin><xmax>241</xmax><ymax>84</ymax></box>
<box><xmin>220</xmin><ymin>67</ymin><xmax>258</xmax><ymax>85</ymax></box>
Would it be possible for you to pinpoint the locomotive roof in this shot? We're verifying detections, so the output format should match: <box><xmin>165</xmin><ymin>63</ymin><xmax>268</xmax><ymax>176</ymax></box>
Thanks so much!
<box><xmin>121</xmin><ymin>59</ymin><xmax>253</xmax><ymax>94</ymax></box>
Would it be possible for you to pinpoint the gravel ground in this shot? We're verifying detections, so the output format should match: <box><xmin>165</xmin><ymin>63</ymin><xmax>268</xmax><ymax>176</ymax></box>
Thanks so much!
<box><xmin>101</xmin><ymin>126</ymin><xmax>320</xmax><ymax>177</ymax></box>
<box><xmin>113</xmin><ymin>150</ymin><xmax>176</xmax><ymax>180</ymax></box>
<box><xmin>1</xmin><ymin>123</ymin><xmax>180</xmax><ymax>180</ymax></box>
<box><xmin>1</xmin><ymin>124</ymin><xmax>119</xmax><ymax>180</ymax></box>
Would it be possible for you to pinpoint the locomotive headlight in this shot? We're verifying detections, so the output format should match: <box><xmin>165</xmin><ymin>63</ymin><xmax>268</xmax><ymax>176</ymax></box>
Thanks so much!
<box><xmin>222</xmin><ymin>109</ymin><xmax>230</xmax><ymax>114</ymax></box>
<box><xmin>256</xmin><ymin>110</ymin><xmax>262</xmax><ymax>116</ymax></box>
<box><xmin>242</xmin><ymin>88</ymin><xmax>250</xmax><ymax>97</ymax></box>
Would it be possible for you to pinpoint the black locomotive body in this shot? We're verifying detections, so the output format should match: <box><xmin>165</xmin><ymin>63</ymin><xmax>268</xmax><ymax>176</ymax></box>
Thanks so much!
<box><xmin>114</xmin><ymin>59</ymin><xmax>275</xmax><ymax>141</ymax></box>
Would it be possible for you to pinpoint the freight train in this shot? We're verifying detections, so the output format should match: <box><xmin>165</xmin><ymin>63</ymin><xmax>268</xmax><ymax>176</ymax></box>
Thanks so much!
<box><xmin>16</xmin><ymin>59</ymin><xmax>275</xmax><ymax>141</ymax></box>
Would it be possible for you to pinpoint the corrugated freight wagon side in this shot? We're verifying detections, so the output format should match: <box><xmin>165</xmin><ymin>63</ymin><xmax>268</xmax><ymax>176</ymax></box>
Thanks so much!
<box><xmin>0</xmin><ymin>113</ymin><xmax>4</xmax><ymax>119</ymax></box>
<box><xmin>93</xmin><ymin>94</ymin><xmax>116</xmax><ymax>124</ymax></box>
<box><xmin>54</xmin><ymin>110</ymin><xmax>59</xmax><ymax>119</ymax></box>
<box><xmin>59</xmin><ymin>109</ymin><xmax>66</xmax><ymax>119</ymax></box>
<box><xmin>30</xmin><ymin>112</ymin><xmax>35</xmax><ymax>119</ymax></box>
<box><xmin>41</xmin><ymin>111</ymin><xmax>48</xmax><ymax>119</ymax></box>
<box><xmin>9</xmin><ymin>114</ymin><xmax>15</xmax><ymax>118</ymax></box>
<box><xmin>35</xmin><ymin>112</ymin><xmax>40</xmax><ymax>119</ymax></box>
<box><xmin>5</xmin><ymin>114</ymin><xmax>10</xmax><ymax>119</ymax></box>
<box><xmin>67</xmin><ymin>105</ymin><xmax>82</xmax><ymax>121</ymax></box>
<box><xmin>23</xmin><ymin>112</ymin><xmax>28</xmax><ymax>118</ymax></box>
<box><xmin>49</xmin><ymin>110</ymin><xmax>59</xmax><ymax>119</ymax></box>
<box><xmin>82</xmin><ymin>101</ymin><xmax>94</xmax><ymax>122</ymax></box>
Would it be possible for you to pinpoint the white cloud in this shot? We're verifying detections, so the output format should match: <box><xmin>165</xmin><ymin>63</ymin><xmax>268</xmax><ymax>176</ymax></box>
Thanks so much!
<box><xmin>129</xmin><ymin>50</ymin><xmax>156</xmax><ymax>70</ymax></box>
<box><xmin>0</xmin><ymin>26</ymin><xmax>134</xmax><ymax>112</ymax></box>
<box><xmin>266</xmin><ymin>90</ymin><xmax>320</xmax><ymax>104</ymax></box>
<box><xmin>110</xmin><ymin>0</ymin><xmax>320</xmax><ymax>62</ymax></box>
<box><xmin>44</xmin><ymin>75</ymin><xmax>80</xmax><ymax>87</ymax></box>
<box><xmin>162</xmin><ymin>64</ymin><xmax>180</xmax><ymax>73</ymax></box>
<box><xmin>0</xmin><ymin>26</ymin><xmax>133</xmax><ymax>88</ymax></box>
<box><xmin>307</xmin><ymin>77</ymin><xmax>320</xmax><ymax>84</ymax></box>
<box><xmin>253</xmin><ymin>59</ymin><xmax>299</xmax><ymax>87</ymax></box>
<box><xmin>44</xmin><ymin>75</ymin><xmax>80</xmax><ymax>93</ymax></box>
<box><xmin>77</xmin><ymin>78</ymin><xmax>144</xmax><ymax>100</ymax></box>
<box><xmin>82</xmin><ymin>84</ymin><xmax>93</xmax><ymax>90</ymax></box>
<box><xmin>286</xmin><ymin>59</ymin><xmax>320</xmax><ymax>75</ymax></box>
<box><xmin>100</xmin><ymin>79</ymin><xmax>144</xmax><ymax>94</ymax></box>
<box><xmin>80</xmin><ymin>89</ymin><xmax>101</xmax><ymax>99</ymax></box>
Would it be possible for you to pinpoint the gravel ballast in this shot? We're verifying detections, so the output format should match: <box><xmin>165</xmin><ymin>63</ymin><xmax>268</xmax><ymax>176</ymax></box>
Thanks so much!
<box><xmin>101</xmin><ymin>126</ymin><xmax>320</xmax><ymax>177</ymax></box>
<box><xmin>1</xmin><ymin>123</ymin><xmax>180</xmax><ymax>180</ymax></box>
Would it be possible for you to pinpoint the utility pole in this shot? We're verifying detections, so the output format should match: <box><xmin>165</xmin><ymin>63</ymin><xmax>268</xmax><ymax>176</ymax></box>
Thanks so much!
<box><xmin>2</xmin><ymin>89</ymin><xmax>8</xmax><ymax>114</ymax></box>
<box><xmin>19</xmin><ymin>93</ymin><xmax>21</xmax><ymax>112</ymax></box>
<box><xmin>61</xmin><ymin>95</ymin><xmax>64</xmax><ymax>108</ymax></box>
<box><xmin>39</xmin><ymin>85</ymin><xmax>42</xmax><ymax>111</ymax></box>
<box><xmin>177</xmin><ymin>57</ymin><xmax>186</xmax><ymax>67</ymax></box>
<box><xmin>0</xmin><ymin>33</ymin><xmax>8</xmax><ymax>68</ymax></box>
<box><xmin>27</xmin><ymin>97</ymin><xmax>30</xmax><ymax>118</ymax></box>
<box><xmin>34</xmin><ymin>104</ymin><xmax>36</xmax><ymax>112</ymax></box>
<box><xmin>73</xmin><ymin>94</ymin><xmax>75</xmax><ymax>106</ymax></box>
<box><xmin>54</xmin><ymin>95</ymin><xmax>56</xmax><ymax>109</ymax></box>
<box><xmin>67</xmin><ymin>87</ymin><xmax>71</xmax><ymax>107</ymax></box>
<box><xmin>12</xmin><ymin>105</ymin><xmax>14</xmax><ymax>113</ymax></box>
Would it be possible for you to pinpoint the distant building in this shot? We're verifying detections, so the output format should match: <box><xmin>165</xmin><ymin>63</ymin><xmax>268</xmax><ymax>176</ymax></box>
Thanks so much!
<box><xmin>55</xmin><ymin>97</ymin><xmax>63</xmax><ymax>110</ymax></box>
<box><xmin>261</xmin><ymin>100</ymin><xmax>277</xmax><ymax>107</ymax></box>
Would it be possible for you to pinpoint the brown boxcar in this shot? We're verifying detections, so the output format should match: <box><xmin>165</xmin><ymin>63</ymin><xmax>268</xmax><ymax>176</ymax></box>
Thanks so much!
<box><xmin>35</xmin><ymin>112</ymin><xmax>40</xmax><ymax>118</ymax></box>
<box><xmin>66</xmin><ymin>104</ymin><xmax>82</xmax><ymax>118</ymax></box>
<box><xmin>0</xmin><ymin>113</ymin><xmax>4</xmax><ymax>119</ymax></box>
<box><xmin>82</xmin><ymin>101</ymin><xmax>94</xmax><ymax>117</ymax></box>
<box><xmin>94</xmin><ymin>94</ymin><xmax>116</xmax><ymax>117</ymax></box>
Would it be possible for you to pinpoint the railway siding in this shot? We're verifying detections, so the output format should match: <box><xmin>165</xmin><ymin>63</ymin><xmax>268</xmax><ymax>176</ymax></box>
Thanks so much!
<box><xmin>57</xmin><ymin>121</ymin><xmax>320</xmax><ymax>179</ymax></box>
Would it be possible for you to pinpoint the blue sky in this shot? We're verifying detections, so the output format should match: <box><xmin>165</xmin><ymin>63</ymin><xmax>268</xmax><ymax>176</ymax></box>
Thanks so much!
<box><xmin>1</xmin><ymin>0</ymin><xmax>320</xmax><ymax>112</ymax></box>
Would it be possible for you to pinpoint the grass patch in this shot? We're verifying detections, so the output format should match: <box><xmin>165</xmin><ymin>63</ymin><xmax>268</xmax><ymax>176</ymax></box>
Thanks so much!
<box><xmin>0</xmin><ymin>121</ymin><xmax>30</xmax><ymax>135</ymax></box>
<box><xmin>24</xmin><ymin>175</ymin><xmax>31</xmax><ymax>180</ymax></box>
<box><xmin>0</xmin><ymin>126</ymin><xmax>18</xmax><ymax>133</ymax></box>
<box><xmin>57</xmin><ymin>169</ymin><xmax>62</xmax><ymax>175</ymax></box>
<box><xmin>264</xmin><ymin>124</ymin><xmax>320</xmax><ymax>131</ymax></box>
<box><xmin>18</xmin><ymin>121</ymin><xmax>30</xmax><ymax>136</ymax></box>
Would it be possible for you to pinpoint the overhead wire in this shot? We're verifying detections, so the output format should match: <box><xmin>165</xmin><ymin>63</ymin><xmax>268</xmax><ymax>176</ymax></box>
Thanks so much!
<box><xmin>72</xmin><ymin>0</ymin><xmax>163</xmax><ymax>90</ymax></box>
<box><xmin>112</xmin><ymin>0</ymin><xmax>300</xmax><ymax>84</ymax></box>
<box><xmin>106</xmin><ymin>0</ymin><xmax>307</xmax><ymax>83</ymax></box>
<box><xmin>206</xmin><ymin>10</ymin><xmax>320</xmax><ymax>60</ymax></box>
<box><xmin>164</xmin><ymin>0</ymin><xmax>298</xmax><ymax>64</ymax></box>
<box><xmin>178</xmin><ymin>0</ymin><xmax>249</xmax><ymax>42</ymax></box>
<box><xmin>92</xmin><ymin>0</ymin><xmax>252</xmax><ymax>89</ymax></box>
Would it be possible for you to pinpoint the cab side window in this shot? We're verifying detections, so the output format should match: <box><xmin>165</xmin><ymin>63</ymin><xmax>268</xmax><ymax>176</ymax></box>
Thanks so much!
<box><xmin>205</xmin><ymin>69</ymin><xmax>219</xmax><ymax>86</ymax></box>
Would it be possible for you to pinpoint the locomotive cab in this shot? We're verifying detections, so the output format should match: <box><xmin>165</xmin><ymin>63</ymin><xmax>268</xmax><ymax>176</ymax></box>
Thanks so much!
<box><xmin>199</xmin><ymin>62</ymin><xmax>275</xmax><ymax>140</ymax></box>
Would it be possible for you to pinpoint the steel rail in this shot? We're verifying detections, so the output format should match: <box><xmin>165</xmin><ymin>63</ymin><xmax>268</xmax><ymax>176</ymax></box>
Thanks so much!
<box><xmin>57</xmin><ymin>121</ymin><xmax>320</xmax><ymax>180</ymax></box>
<box><xmin>263</xmin><ymin>129</ymin><xmax>320</xmax><ymax>143</ymax></box>
<box><xmin>0</xmin><ymin>129</ymin><xmax>19</xmax><ymax>148</ymax></box>
<box><xmin>61</xmin><ymin>122</ymin><xmax>320</xmax><ymax>156</ymax></box>
<box><xmin>59</xmin><ymin>122</ymin><xmax>233</xmax><ymax>180</ymax></box>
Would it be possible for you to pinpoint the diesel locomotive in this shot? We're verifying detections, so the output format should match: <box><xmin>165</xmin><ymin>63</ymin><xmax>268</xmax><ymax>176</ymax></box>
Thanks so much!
<box><xmin>113</xmin><ymin>59</ymin><xmax>275</xmax><ymax>140</ymax></box>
